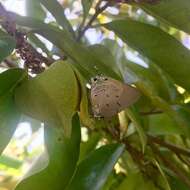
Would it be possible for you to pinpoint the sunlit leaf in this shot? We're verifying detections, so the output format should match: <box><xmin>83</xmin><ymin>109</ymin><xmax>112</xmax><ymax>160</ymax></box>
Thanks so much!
<box><xmin>15</xmin><ymin>113</ymin><xmax>81</xmax><ymax>190</ymax></box>
<box><xmin>15</xmin><ymin>61</ymin><xmax>79</xmax><ymax>137</ymax></box>
<box><xmin>0</xmin><ymin>155</ymin><xmax>22</xmax><ymax>169</ymax></box>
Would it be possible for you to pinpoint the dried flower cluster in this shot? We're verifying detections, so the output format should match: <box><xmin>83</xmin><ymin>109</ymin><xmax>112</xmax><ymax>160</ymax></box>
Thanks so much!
<box><xmin>0</xmin><ymin>3</ymin><xmax>51</xmax><ymax>73</ymax></box>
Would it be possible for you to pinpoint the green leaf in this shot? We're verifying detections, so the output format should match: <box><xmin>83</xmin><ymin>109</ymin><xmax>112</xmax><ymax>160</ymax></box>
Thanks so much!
<box><xmin>104</xmin><ymin>19</ymin><xmax>190</xmax><ymax>92</ymax></box>
<box><xmin>25</xmin><ymin>0</ymin><xmax>46</xmax><ymax>20</ymax></box>
<box><xmin>28</xmin><ymin>34</ymin><xmax>51</xmax><ymax>58</ymax></box>
<box><xmin>117</xmin><ymin>172</ymin><xmax>160</xmax><ymax>190</ymax></box>
<box><xmin>0</xmin><ymin>30</ymin><xmax>16</xmax><ymax>62</ymax></box>
<box><xmin>15</xmin><ymin>113</ymin><xmax>81</xmax><ymax>190</ymax></box>
<box><xmin>0</xmin><ymin>69</ymin><xmax>25</xmax><ymax>154</ymax></box>
<box><xmin>102</xmin><ymin>39</ymin><xmax>180</xmax><ymax>103</ymax></box>
<box><xmin>0</xmin><ymin>68</ymin><xmax>26</xmax><ymax>96</ymax></box>
<box><xmin>139</xmin><ymin>0</ymin><xmax>190</xmax><ymax>34</ymax></box>
<box><xmin>88</xmin><ymin>44</ymin><xmax>121</xmax><ymax>77</ymax></box>
<box><xmin>0</xmin><ymin>95</ymin><xmax>21</xmax><ymax>155</ymax></box>
<box><xmin>169</xmin><ymin>176</ymin><xmax>190</xmax><ymax>190</ymax></box>
<box><xmin>15</xmin><ymin>61</ymin><xmax>79</xmax><ymax>137</ymax></box>
<box><xmin>79</xmin><ymin>133</ymin><xmax>101</xmax><ymax>162</ymax></box>
<box><xmin>102</xmin><ymin>172</ymin><xmax>125</xmax><ymax>190</ymax></box>
<box><xmin>70</xmin><ymin>65</ymin><xmax>94</xmax><ymax>128</ymax></box>
<box><xmin>82</xmin><ymin>0</ymin><xmax>94</xmax><ymax>19</ymax></box>
<box><xmin>120</xmin><ymin>66</ymin><xmax>190</xmax><ymax>136</ymax></box>
<box><xmin>39</xmin><ymin>0</ymin><xmax>75</xmax><ymax>38</ymax></box>
<box><xmin>147</xmin><ymin>113</ymin><xmax>183</xmax><ymax>135</ymax></box>
<box><xmin>126</xmin><ymin>107</ymin><xmax>147</xmax><ymax>152</ymax></box>
<box><xmin>15</xmin><ymin>15</ymin><xmax>120</xmax><ymax>80</ymax></box>
<box><xmin>66</xmin><ymin>143</ymin><xmax>125</xmax><ymax>190</ymax></box>
<box><xmin>124</xmin><ymin>61</ymin><xmax>177</xmax><ymax>102</ymax></box>
<box><xmin>152</xmin><ymin>159</ymin><xmax>171</xmax><ymax>190</ymax></box>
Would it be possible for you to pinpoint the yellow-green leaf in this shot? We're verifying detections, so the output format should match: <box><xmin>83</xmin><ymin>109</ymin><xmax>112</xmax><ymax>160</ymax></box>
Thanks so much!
<box><xmin>15</xmin><ymin>61</ymin><xmax>79</xmax><ymax>137</ymax></box>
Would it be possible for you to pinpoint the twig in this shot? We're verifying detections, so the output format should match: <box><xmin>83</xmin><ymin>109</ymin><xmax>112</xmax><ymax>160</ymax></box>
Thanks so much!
<box><xmin>148</xmin><ymin>135</ymin><xmax>190</xmax><ymax>157</ymax></box>
<box><xmin>77</xmin><ymin>0</ymin><xmax>102</xmax><ymax>35</ymax></box>
<box><xmin>122</xmin><ymin>139</ymin><xmax>145</xmax><ymax>167</ymax></box>
<box><xmin>140</xmin><ymin>110</ymin><xmax>163</xmax><ymax>116</ymax></box>
<box><xmin>3</xmin><ymin>59</ymin><xmax>17</xmax><ymax>68</ymax></box>
<box><xmin>77</xmin><ymin>0</ymin><xmax>111</xmax><ymax>41</ymax></box>
<box><xmin>150</xmin><ymin>143</ymin><xmax>190</xmax><ymax>188</ymax></box>
<box><xmin>176</xmin><ymin>154</ymin><xmax>190</xmax><ymax>168</ymax></box>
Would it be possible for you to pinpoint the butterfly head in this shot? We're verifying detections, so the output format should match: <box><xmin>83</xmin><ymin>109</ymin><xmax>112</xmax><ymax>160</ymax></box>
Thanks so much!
<box><xmin>91</xmin><ymin>75</ymin><xmax>108</xmax><ymax>88</ymax></box>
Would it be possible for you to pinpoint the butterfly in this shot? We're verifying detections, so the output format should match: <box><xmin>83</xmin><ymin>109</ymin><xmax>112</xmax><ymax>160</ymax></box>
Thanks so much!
<box><xmin>90</xmin><ymin>75</ymin><xmax>140</xmax><ymax>118</ymax></box>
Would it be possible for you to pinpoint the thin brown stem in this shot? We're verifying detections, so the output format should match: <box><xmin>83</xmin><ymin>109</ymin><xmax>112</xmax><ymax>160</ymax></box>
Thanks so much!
<box><xmin>140</xmin><ymin>110</ymin><xmax>163</xmax><ymax>116</ymax></box>
<box><xmin>77</xmin><ymin>0</ymin><xmax>111</xmax><ymax>41</ymax></box>
<box><xmin>148</xmin><ymin>135</ymin><xmax>190</xmax><ymax>157</ymax></box>
<box><xmin>176</xmin><ymin>154</ymin><xmax>190</xmax><ymax>168</ymax></box>
<box><xmin>150</xmin><ymin>143</ymin><xmax>190</xmax><ymax>188</ymax></box>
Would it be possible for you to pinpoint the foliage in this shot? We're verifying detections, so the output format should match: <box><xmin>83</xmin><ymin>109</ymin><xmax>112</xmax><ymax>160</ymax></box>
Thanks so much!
<box><xmin>1</xmin><ymin>0</ymin><xmax>190</xmax><ymax>190</ymax></box>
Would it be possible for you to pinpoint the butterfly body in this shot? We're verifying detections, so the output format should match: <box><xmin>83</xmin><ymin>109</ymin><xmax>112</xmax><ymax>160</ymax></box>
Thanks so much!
<box><xmin>90</xmin><ymin>76</ymin><xmax>140</xmax><ymax>118</ymax></box>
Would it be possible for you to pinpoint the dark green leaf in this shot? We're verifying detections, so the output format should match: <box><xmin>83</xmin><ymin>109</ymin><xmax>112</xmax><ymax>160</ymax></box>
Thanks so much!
<box><xmin>170</xmin><ymin>176</ymin><xmax>190</xmax><ymax>190</ymax></box>
<box><xmin>0</xmin><ymin>68</ymin><xmax>26</xmax><ymax>96</ymax></box>
<box><xmin>0</xmin><ymin>30</ymin><xmax>16</xmax><ymax>62</ymax></box>
<box><xmin>139</xmin><ymin>0</ymin><xmax>190</xmax><ymax>34</ymax></box>
<box><xmin>15</xmin><ymin>113</ymin><xmax>81</xmax><ymax>190</ymax></box>
<box><xmin>39</xmin><ymin>0</ymin><xmax>75</xmax><ymax>38</ymax></box>
<box><xmin>66</xmin><ymin>143</ymin><xmax>125</xmax><ymax>190</ymax></box>
<box><xmin>104</xmin><ymin>19</ymin><xmax>190</xmax><ymax>92</ymax></box>
<box><xmin>0</xmin><ymin>69</ymin><xmax>25</xmax><ymax>154</ymax></box>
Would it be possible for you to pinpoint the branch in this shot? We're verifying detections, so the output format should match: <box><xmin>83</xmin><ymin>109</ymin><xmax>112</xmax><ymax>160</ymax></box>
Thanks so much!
<box><xmin>148</xmin><ymin>135</ymin><xmax>190</xmax><ymax>157</ymax></box>
<box><xmin>77</xmin><ymin>0</ymin><xmax>111</xmax><ymax>41</ymax></box>
<box><xmin>140</xmin><ymin>110</ymin><xmax>163</xmax><ymax>116</ymax></box>
<box><xmin>150</xmin><ymin>143</ymin><xmax>190</xmax><ymax>188</ymax></box>
<box><xmin>3</xmin><ymin>59</ymin><xmax>17</xmax><ymax>68</ymax></box>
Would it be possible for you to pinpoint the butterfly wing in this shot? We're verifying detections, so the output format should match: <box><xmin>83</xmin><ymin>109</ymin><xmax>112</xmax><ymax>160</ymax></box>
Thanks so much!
<box><xmin>119</xmin><ymin>82</ymin><xmax>141</xmax><ymax>108</ymax></box>
<box><xmin>90</xmin><ymin>77</ymin><xmax>140</xmax><ymax>118</ymax></box>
